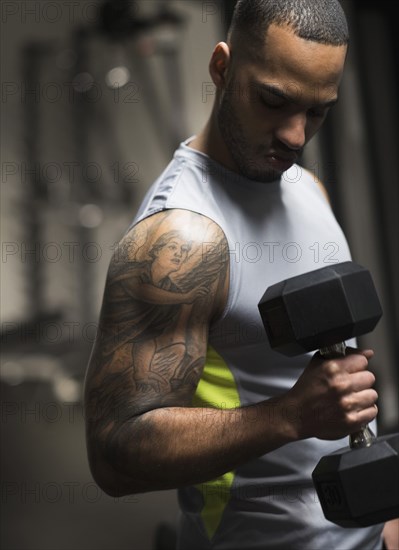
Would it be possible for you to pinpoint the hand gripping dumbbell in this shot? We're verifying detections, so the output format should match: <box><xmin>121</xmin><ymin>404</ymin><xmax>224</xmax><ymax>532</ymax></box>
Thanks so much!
<box><xmin>258</xmin><ymin>261</ymin><xmax>399</xmax><ymax>527</ymax></box>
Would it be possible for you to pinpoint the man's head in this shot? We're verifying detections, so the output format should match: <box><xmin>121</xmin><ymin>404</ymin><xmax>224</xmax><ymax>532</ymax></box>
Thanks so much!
<box><xmin>228</xmin><ymin>0</ymin><xmax>349</xmax><ymax>60</ymax></box>
<box><xmin>209</xmin><ymin>0</ymin><xmax>349</xmax><ymax>182</ymax></box>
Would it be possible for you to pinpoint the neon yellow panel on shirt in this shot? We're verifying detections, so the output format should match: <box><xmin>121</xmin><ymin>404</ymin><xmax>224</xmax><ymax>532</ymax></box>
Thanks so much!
<box><xmin>192</xmin><ymin>345</ymin><xmax>240</xmax><ymax>540</ymax></box>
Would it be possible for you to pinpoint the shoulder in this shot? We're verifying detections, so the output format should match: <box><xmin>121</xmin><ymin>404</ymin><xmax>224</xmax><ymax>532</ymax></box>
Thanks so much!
<box><xmin>300</xmin><ymin>167</ymin><xmax>331</xmax><ymax>205</ymax></box>
<box><xmin>108</xmin><ymin>209</ymin><xmax>230</xmax><ymax>318</ymax></box>
<box><xmin>120</xmin><ymin>209</ymin><xmax>228</xmax><ymax>260</ymax></box>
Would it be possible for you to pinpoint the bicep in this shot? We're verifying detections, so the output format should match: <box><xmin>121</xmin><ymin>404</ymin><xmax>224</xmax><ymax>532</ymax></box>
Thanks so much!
<box><xmin>84</xmin><ymin>210</ymin><xmax>229</xmax><ymax>438</ymax></box>
<box><xmin>84</xmin><ymin>314</ymin><xmax>208</xmax><ymax>443</ymax></box>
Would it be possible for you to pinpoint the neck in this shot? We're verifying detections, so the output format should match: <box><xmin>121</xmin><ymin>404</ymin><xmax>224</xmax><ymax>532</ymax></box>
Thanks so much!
<box><xmin>188</xmin><ymin>108</ymin><xmax>238</xmax><ymax>173</ymax></box>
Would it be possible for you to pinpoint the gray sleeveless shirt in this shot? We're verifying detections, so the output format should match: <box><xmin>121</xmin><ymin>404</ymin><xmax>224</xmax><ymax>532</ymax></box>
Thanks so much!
<box><xmin>132</xmin><ymin>139</ymin><xmax>382</xmax><ymax>550</ymax></box>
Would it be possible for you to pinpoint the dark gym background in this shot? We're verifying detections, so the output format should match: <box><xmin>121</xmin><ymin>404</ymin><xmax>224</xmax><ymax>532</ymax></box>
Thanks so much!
<box><xmin>1</xmin><ymin>1</ymin><xmax>398</xmax><ymax>549</ymax></box>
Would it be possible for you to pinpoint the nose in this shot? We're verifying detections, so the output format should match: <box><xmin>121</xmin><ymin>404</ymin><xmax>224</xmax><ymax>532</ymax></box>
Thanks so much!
<box><xmin>274</xmin><ymin>113</ymin><xmax>307</xmax><ymax>151</ymax></box>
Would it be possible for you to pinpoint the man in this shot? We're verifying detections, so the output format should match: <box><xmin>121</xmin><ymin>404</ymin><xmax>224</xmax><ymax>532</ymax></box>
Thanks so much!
<box><xmin>84</xmin><ymin>0</ymin><xmax>398</xmax><ymax>548</ymax></box>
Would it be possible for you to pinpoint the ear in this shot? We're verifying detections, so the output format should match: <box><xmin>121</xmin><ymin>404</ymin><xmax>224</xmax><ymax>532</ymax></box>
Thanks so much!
<box><xmin>209</xmin><ymin>42</ymin><xmax>231</xmax><ymax>89</ymax></box>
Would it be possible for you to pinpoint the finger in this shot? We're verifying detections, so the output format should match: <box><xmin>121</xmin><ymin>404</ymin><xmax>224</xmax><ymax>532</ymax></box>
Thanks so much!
<box><xmin>342</xmin><ymin>388</ymin><xmax>378</xmax><ymax>411</ymax></box>
<box><xmin>310</xmin><ymin>351</ymin><xmax>371</xmax><ymax>376</ymax></box>
<box><xmin>339</xmin><ymin>353</ymin><xmax>371</xmax><ymax>374</ymax></box>
<box><xmin>355</xmin><ymin>388</ymin><xmax>379</xmax><ymax>409</ymax></box>
<box><xmin>345</xmin><ymin>347</ymin><xmax>374</xmax><ymax>360</ymax></box>
<box><xmin>361</xmin><ymin>349</ymin><xmax>375</xmax><ymax>360</ymax></box>
<box><xmin>348</xmin><ymin>404</ymin><xmax>378</xmax><ymax>429</ymax></box>
<box><xmin>349</xmin><ymin>369</ymin><xmax>376</xmax><ymax>391</ymax></box>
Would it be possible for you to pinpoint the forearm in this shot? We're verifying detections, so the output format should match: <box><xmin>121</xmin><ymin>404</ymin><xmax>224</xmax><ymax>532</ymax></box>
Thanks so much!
<box><xmin>88</xmin><ymin>349</ymin><xmax>379</xmax><ymax>497</ymax></box>
<box><xmin>97</xmin><ymin>397</ymin><xmax>297</xmax><ymax>496</ymax></box>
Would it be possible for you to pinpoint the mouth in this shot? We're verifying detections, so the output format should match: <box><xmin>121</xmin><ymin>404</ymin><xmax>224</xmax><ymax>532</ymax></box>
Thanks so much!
<box><xmin>266</xmin><ymin>153</ymin><xmax>297</xmax><ymax>173</ymax></box>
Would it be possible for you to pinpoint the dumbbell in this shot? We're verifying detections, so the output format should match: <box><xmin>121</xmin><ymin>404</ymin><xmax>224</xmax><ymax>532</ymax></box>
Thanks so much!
<box><xmin>258</xmin><ymin>261</ymin><xmax>399</xmax><ymax>527</ymax></box>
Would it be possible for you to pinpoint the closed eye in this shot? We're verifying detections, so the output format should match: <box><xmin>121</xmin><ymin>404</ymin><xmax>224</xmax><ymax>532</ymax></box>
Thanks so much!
<box><xmin>307</xmin><ymin>107</ymin><xmax>329</xmax><ymax>118</ymax></box>
<box><xmin>259</xmin><ymin>91</ymin><xmax>285</xmax><ymax>109</ymax></box>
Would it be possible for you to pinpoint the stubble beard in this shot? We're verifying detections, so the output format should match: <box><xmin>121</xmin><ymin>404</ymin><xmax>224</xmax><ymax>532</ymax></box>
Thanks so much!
<box><xmin>217</xmin><ymin>92</ymin><xmax>282</xmax><ymax>183</ymax></box>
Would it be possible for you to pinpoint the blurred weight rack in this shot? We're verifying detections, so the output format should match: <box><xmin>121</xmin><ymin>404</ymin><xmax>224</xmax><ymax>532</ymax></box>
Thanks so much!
<box><xmin>0</xmin><ymin>1</ymin><xmax>220</xmax><ymax>549</ymax></box>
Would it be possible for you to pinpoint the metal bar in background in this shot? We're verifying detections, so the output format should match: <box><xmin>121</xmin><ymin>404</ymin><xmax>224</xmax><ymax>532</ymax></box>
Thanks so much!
<box><xmin>71</xmin><ymin>27</ymin><xmax>101</xmax><ymax>327</ymax></box>
<box><xmin>21</xmin><ymin>43</ymin><xmax>51</xmax><ymax>320</ymax></box>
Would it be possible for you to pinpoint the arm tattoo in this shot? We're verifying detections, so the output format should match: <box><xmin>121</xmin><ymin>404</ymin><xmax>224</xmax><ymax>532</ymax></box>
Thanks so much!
<box><xmin>85</xmin><ymin>210</ymin><xmax>229</xmax><ymax>460</ymax></box>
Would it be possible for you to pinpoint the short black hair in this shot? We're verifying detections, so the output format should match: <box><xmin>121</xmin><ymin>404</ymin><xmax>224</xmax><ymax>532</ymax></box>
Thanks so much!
<box><xmin>228</xmin><ymin>0</ymin><xmax>349</xmax><ymax>58</ymax></box>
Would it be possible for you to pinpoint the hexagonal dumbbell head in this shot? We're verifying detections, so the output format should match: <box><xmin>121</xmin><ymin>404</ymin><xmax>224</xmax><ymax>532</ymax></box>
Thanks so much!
<box><xmin>258</xmin><ymin>261</ymin><xmax>383</xmax><ymax>356</ymax></box>
<box><xmin>312</xmin><ymin>433</ymin><xmax>399</xmax><ymax>527</ymax></box>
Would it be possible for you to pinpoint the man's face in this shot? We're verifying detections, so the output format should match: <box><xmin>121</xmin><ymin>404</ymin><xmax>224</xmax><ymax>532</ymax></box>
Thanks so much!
<box><xmin>217</xmin><ymin>24</ymin><xmax>347</xmax><ymax>182</ymax></box>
